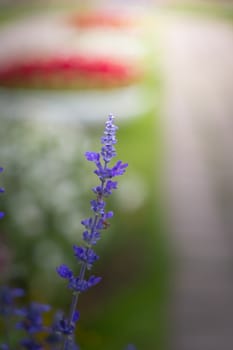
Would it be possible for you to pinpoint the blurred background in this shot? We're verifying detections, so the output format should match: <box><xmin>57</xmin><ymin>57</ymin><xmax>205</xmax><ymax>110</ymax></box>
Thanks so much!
<box><xmin>0</xmin><ymin>1</ymin><xmax>232</xmax><ymax>350</ymax></box>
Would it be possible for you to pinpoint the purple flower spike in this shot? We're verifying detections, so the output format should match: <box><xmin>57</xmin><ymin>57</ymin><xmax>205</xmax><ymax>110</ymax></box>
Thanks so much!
<box><xmin>16</xmin><ymin>302</ymin><xmax>50</xmax><ymax>334</ymax></box>
<box><xmin>57</xmin><ymin>115</ymin><xmax>128</xmax><ymax>347</ymax></box>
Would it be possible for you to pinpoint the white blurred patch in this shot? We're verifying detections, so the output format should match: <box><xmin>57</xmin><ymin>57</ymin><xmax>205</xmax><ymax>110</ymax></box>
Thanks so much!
<box><xmin>34</xmin><ymin>239</ymin><xmax>65</xmax><ymax>271</ymax></box>
<box><xmin>9</xmin><ymin>191</ymin><xmax>44</xmax><ymax>236</ymax></box>
<box><xmin>0</xmin><ymin>84</ymin><xmax>150</xmax><ymax>123</ymax></box>
<box><xmin>67</xmin><ymin>29</ymin><xmax>146</xmax><ymax>61</ymax></box>
<box><xmin>57</xmin><ymin>211</ymin><xmax>84</xmax><ymax>242</ymax></box>
<box><xmin>115</xmin><ymin>174</ymin><xmax>148</xmax><ymax>211</ymax></box>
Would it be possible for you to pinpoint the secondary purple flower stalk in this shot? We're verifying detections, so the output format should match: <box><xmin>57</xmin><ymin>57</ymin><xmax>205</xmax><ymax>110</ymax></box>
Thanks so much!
<box><xmin>0</xmin><ymin>286</ymin><xmax>24</xmax><ymax>349</ymax></box>
<box><xmin>16</xmin><ymin>302</ymin><xmax>51</xmax><ymax>350</ymax></box>
<box><xmin>0</xmin><ymin>286</ymin><xmax>24</xmax><ymax>316</ymax></box>
<box><xmin>56</xmin><ymin>114</ymin><xmax>128</xmax><ymax>349</ymax></box>
<box><xmin>16</xmin><ymin>302</ymin><xmax>50</xmax><ymax>334</ymax></box>
<box><xmin>1</xmin><ymin>179</ymin><xmax>22</xmax><ymax>350</ymax></box>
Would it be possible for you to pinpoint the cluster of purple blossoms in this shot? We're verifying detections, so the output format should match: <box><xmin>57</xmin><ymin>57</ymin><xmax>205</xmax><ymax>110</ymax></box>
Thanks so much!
<box><xmin>56</xmin><ymin>114</ymin><xmax>128</xmax><ymax>348</ymax></box>
<box><xmin>0</xmin><ymin>285</ymin><xmax>73</xmax><ymax>350</ymax></box>
<box><xmin>16</xmin><ymin>302</ymin><xmax>51</xmax><ymax>350</ymax></box>
<box><xmin>0</xmin><ymin>169</ymin><xmax>53</xmax><ymax>350</ymax></box>
<box><xmin>0</xmin><ymin>286</ymin><xmax>24</xmax><ymax>316</ymax></box>
<box><xmin>16</xmin><ymin>302</ymin><xmax>50</xmax><ymax>333</ymax></box>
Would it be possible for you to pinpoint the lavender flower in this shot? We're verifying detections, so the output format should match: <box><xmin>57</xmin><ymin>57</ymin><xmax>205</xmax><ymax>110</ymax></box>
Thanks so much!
<box><xmin>16</xmin><ymin>302</ymin><xmax>50</xmax><ymax>334</ymax></box>
<box><xmin>15</xmin><ymin>302</ymin><xmax>50</xmax><ymax>350</ymax></box>
<box><xmin>56</xmin><ymin>114</ymin><xmax>128</xmax><ymax>349</ymax></box>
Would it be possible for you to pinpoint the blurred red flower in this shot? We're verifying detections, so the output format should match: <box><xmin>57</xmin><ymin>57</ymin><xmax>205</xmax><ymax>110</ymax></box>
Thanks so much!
<box><xmin>0</xmin><ymin>56</ymin><xmax>143</xmax><ymax>90</ymax></box>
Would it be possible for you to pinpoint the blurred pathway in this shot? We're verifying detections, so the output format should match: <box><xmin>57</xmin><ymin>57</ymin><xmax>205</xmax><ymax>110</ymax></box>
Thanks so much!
<box><xmin>161</xmin><ymin>14</ymin><xmax>233</xmax><ymax>350</ymax></box>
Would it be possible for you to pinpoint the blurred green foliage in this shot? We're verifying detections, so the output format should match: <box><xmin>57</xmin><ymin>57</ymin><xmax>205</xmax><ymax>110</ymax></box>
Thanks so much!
<box><xmin>166</xmin><ymin>2</ymin><xmax>233</xmax><ymax>23</ymax></box>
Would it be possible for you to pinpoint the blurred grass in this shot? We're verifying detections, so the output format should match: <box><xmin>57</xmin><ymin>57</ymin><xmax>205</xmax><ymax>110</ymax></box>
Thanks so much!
<box><xmin>166</xmin><ymin>1</ymin><xmax>233</xmax><ymax>23</ymax></box>
<box><xmin>0</xmin><ymin>3</ymin><xmax>89</xmax><ymax>25</ymax></box>
<box><xmin>0</xmin><ymin>5</ymin><xmax>49</xmax><ymax>25</ymax></box>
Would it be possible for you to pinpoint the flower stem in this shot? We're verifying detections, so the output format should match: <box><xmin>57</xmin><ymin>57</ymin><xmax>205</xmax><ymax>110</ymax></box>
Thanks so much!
<box><xmin>62</xmin><ymin>262</ymin><xmax>87</xmax><ymax>350</ymax></box>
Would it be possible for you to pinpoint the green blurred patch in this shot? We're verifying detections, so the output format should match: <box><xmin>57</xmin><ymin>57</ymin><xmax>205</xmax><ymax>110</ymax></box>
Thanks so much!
<box><xmin>166</xmin><ymin>2</ymin><xmax>233</xmax><ymax>23</ymax></box>
<box><xmin>0</xmin><ymin>3</ymin><xmax>96</xmax><ymax>26</ymax></box>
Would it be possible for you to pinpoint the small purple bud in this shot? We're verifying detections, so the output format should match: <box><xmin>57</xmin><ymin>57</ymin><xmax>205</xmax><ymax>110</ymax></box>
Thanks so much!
<box><xmin>85</xmin><ymin>152</ymin><xmax>100</xmax><ymax>162</ymax></box>
<box><xmin>57</xmin><ymin>265</ymin><xmax>73</xmax><ymax>279</ymax></box>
